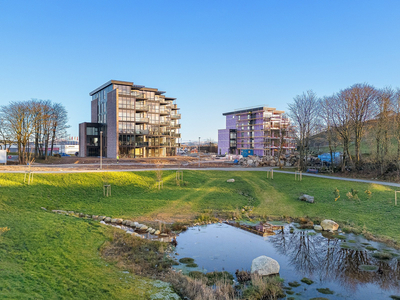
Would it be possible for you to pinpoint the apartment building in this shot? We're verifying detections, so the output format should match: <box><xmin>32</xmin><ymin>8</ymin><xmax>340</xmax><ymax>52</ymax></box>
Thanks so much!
<box><xmin>79</xmin><ymin>80</ymin><xmax>181</xmax><ymax>158</ymax></box>
<box><xmin>218</xmin><ymin>106</ymin><xmax>295</xmax><ymax>156</ymax></box>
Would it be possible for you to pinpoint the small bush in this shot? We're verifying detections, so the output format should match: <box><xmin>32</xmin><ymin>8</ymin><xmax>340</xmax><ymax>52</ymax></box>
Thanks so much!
<box><xmin>333</xmin><ymin>188</ymin><xmax>340</xmax><ymax>201</ymax></box>
<box><xmin>242</xmin><ymin>274</ymin><xmax>285</xmax><ymax>300</ymax></box>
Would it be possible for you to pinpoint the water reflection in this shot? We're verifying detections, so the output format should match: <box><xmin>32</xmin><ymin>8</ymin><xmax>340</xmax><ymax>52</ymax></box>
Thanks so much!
<box><xmin>269</xmin><ymin>228</ymin><xmax>400</xmax><ymax>292</ymax></box>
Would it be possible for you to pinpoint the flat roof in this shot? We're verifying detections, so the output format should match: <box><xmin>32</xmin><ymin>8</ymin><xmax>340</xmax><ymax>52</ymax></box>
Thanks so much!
<box><xmin>90</xmin><ymin>80</ymin><xmax>168</xmax><ymax>96</ymax></box>
<box><xmin>89</xmin><ymin>80</ymin><xmax>133</xmax><ymax>96</ymax></box>
<box><xmin>223</xmin><ymin>106</ymin><xmax>265</xmax><ymax>116</ymax></box>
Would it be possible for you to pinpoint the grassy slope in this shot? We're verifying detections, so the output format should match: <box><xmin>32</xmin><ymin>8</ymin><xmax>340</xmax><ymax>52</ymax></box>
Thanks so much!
<box><xmin>1</xmin><ymin>170</ymin><xmax>399</xmax><ymax>298</ymax></box>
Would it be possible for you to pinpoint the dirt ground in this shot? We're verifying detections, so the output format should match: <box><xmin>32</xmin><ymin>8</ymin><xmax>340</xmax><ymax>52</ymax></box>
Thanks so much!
<box><xmin>0</xmin><ymin>155</ymin><xmax>234</xmax><ymax>171</ymax></box>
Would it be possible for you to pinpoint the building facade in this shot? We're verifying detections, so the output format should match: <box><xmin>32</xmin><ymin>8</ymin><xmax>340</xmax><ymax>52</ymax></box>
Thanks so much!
<box><xmin>79</xmin><ymin>80</ymin><xmax>181</xmax><ymax>158</ymax></box>
<box><xmin>218</xmin><ymin>106</ymin><xmax>295</xmax><ymax>156</ymax></box>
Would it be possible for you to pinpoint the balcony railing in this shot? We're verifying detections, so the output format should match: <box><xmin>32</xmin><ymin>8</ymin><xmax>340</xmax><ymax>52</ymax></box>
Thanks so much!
<box><xmin>171</xmin><ymin>133</ymin><xmax>181</xmax><ymax>138</ymax></box>
<box><xmin>171</xmin><ymin>123</ymin><xmax>181</xmax><ymax>128</ymax></box>
<box><xmin>132</xmin><ymin>92</ymin><xmax>146</xmax><ymax>98</ymax></box>
<box><xmin>134</xmin><ymin>129</ymin><xmax>149</xmax><ymax>135</ymax></box>
<box><xmin>135</xmin><ymin>105</ymin><xmax>149</xmax><ymax>111</ymax></box>
<box><xmin>135</xmin><ymin>117</ymin><xmax>149</xmax><ymax>123</ymax></box>
<box><xmin>135</xmin><ymin>142</ymin><xmax>148</xmax><ymax>147</ymax></box>
<box><xmin>159</xmin><ymin>109</ymin><xmax>171</xmax><ymax>115</ymax></box>
<box><xmin>171</xmin><ymin>114</ymin><xmax>181</xmax><ymax>119</ymax></box>
<box><xmin>160</xmin><ymin>121</ymin><xmax>170</xmax><ymax>126</ymax></box>
<box><xmin>170</xmin><ymin>104</ymin><xmax>179</xmax><ymax>110</ymax></box>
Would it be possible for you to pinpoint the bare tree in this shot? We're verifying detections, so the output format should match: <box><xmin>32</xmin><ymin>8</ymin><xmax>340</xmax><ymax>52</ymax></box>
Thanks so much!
<box><xmin>50</xmin><ymin>103</ymin><xmax>69</xmax><ymax>156</ymax></box>
<box><xmin>393</xmin><ymin>89</ymin><xmax>400</xmax><ymax>162</ymax></box>
<box><xmin>1</xmin><ymin>101</ymin><xmax>40</xmax><ymax>164</ymax></box>
<box><xmin>327</xmin><ymin>90</ymin><xmax>354</xmax><ymax>171</ymax></box>
<box><xmin>345</xmin><ymin>83</ymin><xmax>378</xmax><ymax>165</ymax></box>
<box><xmin>320</xmin><ymin>96</ymin><xmax>340</xmax><ymax>171</ymax></box>
<box><xmin>374</xmin><ymin>87</ymin><xmax>394</xmax><ymax>174</ymax></box>
<box><xmin>288</xmin><ymin>90</ymin><xmax>319</xmax><ymax>171</ymax></box>
<box><xmin>0</xmin><ymin>117</ymin><xmax>12</xmax><ymax>151</ymax></box>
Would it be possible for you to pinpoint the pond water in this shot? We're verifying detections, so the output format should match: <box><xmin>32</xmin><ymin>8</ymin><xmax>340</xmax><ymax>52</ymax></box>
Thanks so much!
<box><xmin>172</xmin><ymin>223</ymin><xmax>400</xmax><ymax>300</ymax></box>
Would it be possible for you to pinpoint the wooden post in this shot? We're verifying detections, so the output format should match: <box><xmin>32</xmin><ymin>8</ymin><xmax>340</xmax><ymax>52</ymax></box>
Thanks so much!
<box><xmin>24</xmin><ymin>171</ymin><xmax>34</xmax><ymax>185</ymax></box>
<box><xmin>395</xmin><ymin>191</ymin><xmax>400</xmax><ymax>206</ymax></box>
<box><xmin>266</xmin><ymin>168</ymin><xmax>273</xmax><ymax>180</ymax></box>
<box><xmin>176</xmin><ymin>170</ymin><xmax>183</xmax><ymax>186</ymax></box>
<box><xmin>157</xmin><ymin>180</ymin><xmax>163</xmax><ymax>190</ymax></box>
<box><xmin>103</xmin><ymin>185</ymin><xmax>111</xmax><ymax>197</ymax></box>
<box><xmin>295</xmin><ymin>171</ymin><xmax>302</xmax><ymax>181</ymax></box>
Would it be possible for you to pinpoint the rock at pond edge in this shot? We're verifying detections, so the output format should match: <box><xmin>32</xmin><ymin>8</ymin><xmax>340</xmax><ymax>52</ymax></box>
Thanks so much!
<box><xmin>251</xmin><ymin>255</ymin><xmax>280</xmax><ymax>276</ymax></box>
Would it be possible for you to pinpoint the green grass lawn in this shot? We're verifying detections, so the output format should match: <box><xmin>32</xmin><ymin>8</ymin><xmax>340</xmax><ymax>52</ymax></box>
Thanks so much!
<box><xmin>1</xmin><ymin>170</ymin><xmax>399</xmax><ymax>298</ymax></box>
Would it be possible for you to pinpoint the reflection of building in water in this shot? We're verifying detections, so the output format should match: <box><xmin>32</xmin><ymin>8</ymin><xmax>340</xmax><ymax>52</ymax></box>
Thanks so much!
<box><xmin>269</xmin><ymin>229</ymin><xmax>400</xmax><ymax>292</ymax></box>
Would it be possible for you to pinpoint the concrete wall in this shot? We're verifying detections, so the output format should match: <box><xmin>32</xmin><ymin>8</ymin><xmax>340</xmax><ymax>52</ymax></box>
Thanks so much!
<box><xmin>218</xmin><ymin>129</ymin><xmax>229</xmax><ymax>155</ymax></box>
<box><xmin>78</xmin><ymin>123</ymin><xmax>87</xmax><ymax>157</ymax></box>
<box><xmin>106</xmin><ymin>90</ymin><xmax>118</xmax><ymax>158</ymax></box>
<box><xmin>91</xmin><ymin>99</ymin><xmax>98</xmax><ymax>123</ymax></box>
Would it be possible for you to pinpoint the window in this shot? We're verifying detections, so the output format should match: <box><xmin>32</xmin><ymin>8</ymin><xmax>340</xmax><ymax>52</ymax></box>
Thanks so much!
<box><xmin>86</xmin><ymin>127</ymin><xmax>98</xmax><ymax>136</ymax></box>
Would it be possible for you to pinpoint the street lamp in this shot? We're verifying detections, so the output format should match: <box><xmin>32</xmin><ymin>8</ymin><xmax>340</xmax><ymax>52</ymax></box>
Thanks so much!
<box><xmin>100</xmin><ymin>130</ymin><xmax>103</xmax><ymax>170</ymax></box>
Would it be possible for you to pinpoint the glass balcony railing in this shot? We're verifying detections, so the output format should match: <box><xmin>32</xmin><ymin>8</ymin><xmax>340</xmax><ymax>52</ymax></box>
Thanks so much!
<box><xmin>135</xmin><ymin>105</ymin><xmax>149</xmax><ymax>111</ymax></box>
<box><xmin>171</xmin><ymin>114</ymin><xmax>181</xmax><ymax>119</ymax></box>
<box><xmin>135</xmin><ymin>117</ymin><xmax>149</xmax><ymax>123</ymax></box>
<box><xmin>131</xmin><ymin>92</ymin><xmax>146</xmax><ymax>98</ymax></box>
<box><xmin>171</xmin><ymin>123</ymin><xmax>181</xmax><ymax>128</ymax></box>
<box><xmin>134</xmin><ymin>129</ymin><xmax>149</xmax><ymax>135</ymax></box>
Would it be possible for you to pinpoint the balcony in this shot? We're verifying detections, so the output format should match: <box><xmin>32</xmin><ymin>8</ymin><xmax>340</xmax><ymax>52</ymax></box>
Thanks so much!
<box><xmin>135</xmin><ymin>117</ymin><xmax>149</xmax><ymax>123</ymax></box>
<box><xmin>134</xmin><ymin>129</ymin><xmax>149</xmax><ymax>135</ymax></box>
<box><xmin>159</xmin><ymin>109</ymin><xmax>171</xmax><ymax>115</ymax></box>
<box><xmin>148</xmin><ymin>131</ymin><xmax>161</xmax><ymax>136</ymax></box>
<box><xmin>160</xmin><ymin>120</ymin><xmax>170</xmax><ymax>126</ymax></box>
<box><xmin>135</xmin><ymin>104</ymin><xmax>149</xmax><ymax>111</ymax></box>
<box><xmin>170</xmin><ymin>104</ymin><xmax>179</xmax><ymax>110</ymax></box>
<box><xmin>171</xmin><ymin>133</ymin><xmax>181</xmax><ymax>138</ymax></box>
<box><xmin>135</xmin><ymin>142</ymin><xmax>149</xmax><ymax>147</ymax></box>
<box><xmin>171</xmin><ymin>123</ymin><xmax>181</xmax><ymax>128</ymax></box>
<box><xmin>132</xmin><ymin>92</ymin><xmax>146</xmax><ymax>99</ymax></box>
<box><xmin>171</xmin><ymin>114</ymin><xmax>181</xmax><ymax>119</ymax></box>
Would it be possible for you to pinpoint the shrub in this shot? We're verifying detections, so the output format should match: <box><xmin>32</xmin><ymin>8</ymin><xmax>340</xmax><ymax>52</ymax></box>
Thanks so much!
<box><xmin>242</xmin><ymin>274</ymin><xmax>285</xmax><ymax>300</ymax></box>
<box><xmin>333</xmin><ymin>188</ymin><xmax>340</xmax><ymax>201</ymax></box>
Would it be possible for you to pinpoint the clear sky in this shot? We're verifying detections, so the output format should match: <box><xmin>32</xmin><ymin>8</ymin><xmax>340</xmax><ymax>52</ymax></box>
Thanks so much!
<box><xmin>0</xmin><ymin>0</ymin><xmax>399</xmax><ymax>142</ymax></box>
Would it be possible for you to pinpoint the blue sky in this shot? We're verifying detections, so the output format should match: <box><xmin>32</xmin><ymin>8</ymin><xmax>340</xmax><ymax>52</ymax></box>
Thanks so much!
<box><xmin>0</xmin><ymin>0</ymin><xmax>399</xmax><ymax>142</ymax></box>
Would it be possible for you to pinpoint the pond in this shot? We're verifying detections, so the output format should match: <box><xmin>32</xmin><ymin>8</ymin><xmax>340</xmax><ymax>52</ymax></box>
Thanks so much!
<box><xmin>172</xmin><ymin>222</ymin><xmax>400</xmax><ymax>300</ymax></box>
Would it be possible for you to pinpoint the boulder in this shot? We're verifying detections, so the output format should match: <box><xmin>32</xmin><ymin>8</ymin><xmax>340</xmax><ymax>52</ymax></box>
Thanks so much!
<box><xmin>140</xmin><ymin>225</ymin><xmax>148</xmax><ymax>230</ymax></box>
<box><xmin>116</xmin><ymin>218</ymin><xmax>123</xmax><ymax>224</ymax></box>
<box><xmin>154</xmin><ymin>230</ymin><xmax>161</xmax><ymax>235</ymax></box>
<box><xmin>98</xmin><ymin>216</ymin><xmax>106</xmax><ymax>221</ymax></box>
<box><xmin>92</xmin><ymin>215</ymin><xmax>98</xmax><ymax>219</ymax></box>
<box><xmin>125</xmin><ymin>221</ymin><xmax>132</xmax><ymax>226</ymax></box>
<box><xmin>321</xmin><ymin>219</ymin><xmax>339</xmax><ymax>231</ymax></box>
<box><xmin>251</xmin><ymin>256</ymin><xmax>280</xmax><ymax>276</ymax></box>
<box><xmin>227</xmin><ymin>179</ymin><xmax>235</xmax><ymax>183</ymax></box>
<box><xmin>136</xmin><ymin>223</ymin><xmax>142</xmax><ymax>228</ymax></box>
<box><xmin>150</xmin><ymin>229</ymin><xmax>156</xmax><ymax>234</ymax></box>
<box><xmin>299</xmin><ymin>194</ymin><xmax>314</xmax><ymax>203</ymax></box>
<box><xmin>133</xmin><ymin>222</ymin><xmax>139</xmax><ymax>226</ymax></box>
<box><xmin>104</xmin><ymin>217</ymin><xmax>111</xmax><ymax>222</ymax></box>
<box><xmin>111</xmin><ymin>218</ymin><xmax>117</xmax><ymax>223</ymax></box>
<box><xmin>314</xmin><ymin>225</ymin><xmax>323</xmax><ymax>231</ymax></box>
<box><xmin>122</xmin><ymin>220</ymin><xmax>127</xmax><ymax>225</ymax></box>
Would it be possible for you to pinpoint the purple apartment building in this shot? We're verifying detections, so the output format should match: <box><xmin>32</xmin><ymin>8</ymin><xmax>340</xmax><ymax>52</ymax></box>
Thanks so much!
<box><xmin>218</xmin><ymin>106</ymin><xmax>296</xmax><ymax>157</ymax></box>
